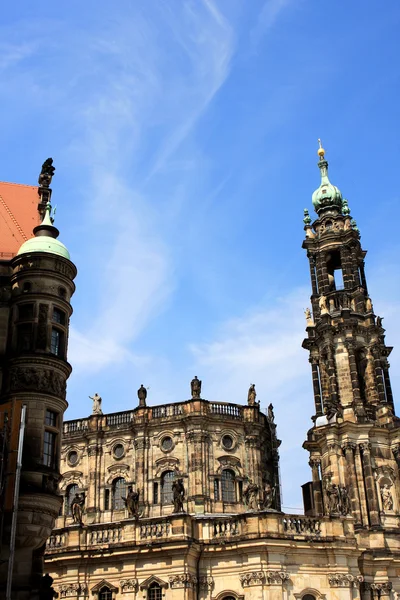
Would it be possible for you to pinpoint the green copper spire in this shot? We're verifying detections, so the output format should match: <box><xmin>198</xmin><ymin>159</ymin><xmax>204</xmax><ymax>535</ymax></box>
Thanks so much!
<box><xmin>17</xmin><ymin>203</ymin><xmax>70</xmax><ymax>259</ymax></box>
<box><xmin>311</xmin><ymin>140</ymin><xmax>343</xmax><ymax>215</ymax></box>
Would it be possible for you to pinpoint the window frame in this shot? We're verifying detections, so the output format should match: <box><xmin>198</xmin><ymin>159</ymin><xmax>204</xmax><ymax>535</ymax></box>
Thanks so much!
<box><xmin>161</xmin><ymin>470</ymin><xmax>175</xmax><ymax>505</ymax></box>
<box><xmin>112</xmin><ymin>477</ymin><xmax>127</xmax><ymax>510</ymax></box>
<box><xmin>221</xmin><ymin>468</ymin><xmax>236</xmax><ymax>503</ymax></box>
<box><xmin>42</xmin><ymin>409</ymin><xmax>59</xmax><ymax>469</ymax></box>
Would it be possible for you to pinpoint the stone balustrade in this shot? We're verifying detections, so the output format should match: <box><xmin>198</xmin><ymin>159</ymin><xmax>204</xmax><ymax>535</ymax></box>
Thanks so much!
<box><xmin>46</xmin><ymin>511</ymin><xmax>353</xmax><ymax>557</ymax></box>
<box><xmin>62</xmin><ymin>399</ymin><xmax>264</xmax><ymax>439</ymax></box>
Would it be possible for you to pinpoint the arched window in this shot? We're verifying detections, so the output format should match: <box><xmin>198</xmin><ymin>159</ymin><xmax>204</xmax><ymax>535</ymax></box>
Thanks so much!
<box><xmin>148</xmin><ymin>582</ymin><xmax>162</xmax><ymax>600</ymax></box>
<box><xmin>222</xmin><ymin>597</ymin><xmax>236</xmax><ymax>600</ymax></box>
<box><xmin>112</xmin><ymin>477</ymin><xmax>127</xmax><ymax>510</ymax></box>
<box><xmin>303</xmin><ymin>595</ymin><xmax>316</xmax><ymax>600</ymax></box>
<box><xmin>99</xmin><ymin>587</ymin><xmax>113</xmax><ymax>600</ymax></box>
<box><xmin>161</xmin><ymin>470</ymin><xmax>175</xmax><ymax>504</ymax></box>
<box><xmin>65</xmin><ymin>484</ymin><xmax>78</xmax><ymax>516</ymax></box>
<box><xmin>221</xmin><ymin>469</ymin><xmax>236</xmax><ymax>503</ymax></box>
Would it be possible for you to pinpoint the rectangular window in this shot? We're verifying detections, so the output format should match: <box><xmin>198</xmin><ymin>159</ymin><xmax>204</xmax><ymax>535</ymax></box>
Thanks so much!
<box><xmin>153</xmin><ymin>482</ymin><xmax>159</xmax><ymax>504</ymax></box>
<box><xmin>43</xmin><ymin>430</ymin><xmax>57</xmax><ymax>468</ymax></box>
<box><xmin>50</xmin><ymin>328</ymin><xmax>63</xmax><ymax>356</ymax></box>
<box><xmin>19</xmin><ymin>304</ymin><xmax>34</xmax><ymax>320</ymax></box>
<box><xmin>148</xmin><ymin>586</ymin><xmax>162</xmax><ymax>600</ymax></box>
<box><xmin>104</xmin><ymin>488</ymin><xmax>110</xmax><ymax>510</ymax></box>
<box><xmin>17</xmin><ymin>324</ymin><xmax>33</xmax><ymax>352</ymax></box>
<box><xmin>214</xmin><ymin>479</ymin><xmax>220</xmax><ymax>501</ymax></box>
<box><xmin>45</xmin><ymin>409</ymin><xmax>57</xmax><ymax>427</ymax></box>
<box><xmin>52</xmin><ymin>308</ymin><xmax>65</xmax><ymax>325</ymax></box>
<box><xmin>238</xmin><ymin>480</ymin><xmax>243</xmax><ymax>502</ymax></box>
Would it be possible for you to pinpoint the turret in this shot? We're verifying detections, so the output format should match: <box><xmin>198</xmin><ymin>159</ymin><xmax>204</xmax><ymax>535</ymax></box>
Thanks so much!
<box><xmin>0</xmin><ymin>161</ymin><xmax>76</xmax><ymax>599</ymax></box>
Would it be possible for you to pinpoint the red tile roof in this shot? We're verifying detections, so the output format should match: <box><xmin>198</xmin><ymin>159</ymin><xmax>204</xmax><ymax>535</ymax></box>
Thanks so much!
<box><xmin>0</xmin><ymin>181</ymin><xmax>41</xmax><ymax>258</ymax></box>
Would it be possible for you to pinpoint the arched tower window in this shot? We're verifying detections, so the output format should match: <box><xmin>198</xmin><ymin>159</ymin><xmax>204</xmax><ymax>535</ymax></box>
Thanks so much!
<box><xmin>303</xmin><ymin>595</ymin><xmax>316</xmax><ymax>600</ymax></box>
<box><xmin>99</xmin><ymin>587</ymin><xmax>112</xmax><ymax>600</ymax></box>
<box><xmin>65</xmin><ymin>483</ymin><xmax>78</xmax><ymax>516</ymax></box>
<box><xmin>148</xmin><ymin>582</ymin><xmax>162</xmax><ymax>600</ymax></box>
<box><xmin>112</xmin><ymin>477</ymin><xmax>126</xmax><ymax>510</ymax></box>
<box><xmin>161</xmin><ymin>470</ymin><xmax>175</xmax><ymax>504</ymax></box>
<box><xmin>221</xmin><ymin>469</ymin><xmax>236</xmax><ymax>503</ymax></box>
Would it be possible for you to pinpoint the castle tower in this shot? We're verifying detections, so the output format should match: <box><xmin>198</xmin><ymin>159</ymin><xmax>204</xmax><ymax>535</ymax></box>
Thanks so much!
<box><xmin>0</xmin><ymin>162</ymin><xmax>76</xmax><ymax>599</ymax></box>
<box><xmin>302</xmin><ymin>142</ymin><xmax>400</xmax><ymax>541</ymax></box>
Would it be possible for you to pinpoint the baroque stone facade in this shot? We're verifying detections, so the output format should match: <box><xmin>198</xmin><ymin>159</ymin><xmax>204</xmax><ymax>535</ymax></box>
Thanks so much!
<box><xmin>43</xmin><ymin>146</ymin><xmax>400</xmax><ymax>599</ymax></box>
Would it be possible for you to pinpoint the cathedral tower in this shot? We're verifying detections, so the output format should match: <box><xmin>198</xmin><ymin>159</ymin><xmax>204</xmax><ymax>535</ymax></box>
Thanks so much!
<box><xmin>0</xmin><ymin>161</ymin><xmax>76</xmax><ymax>599</ymax></box>
<box><xmin>302</xmin><ymin>142</ymin><xmax>400</xmax><ymax>539</ymax></box>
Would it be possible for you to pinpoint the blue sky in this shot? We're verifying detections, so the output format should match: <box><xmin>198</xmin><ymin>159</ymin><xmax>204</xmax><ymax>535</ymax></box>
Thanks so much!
<box><xmin>1</xmin><ymin>1</ymin><xmax>400</xmax><ymax>511</ymax></box>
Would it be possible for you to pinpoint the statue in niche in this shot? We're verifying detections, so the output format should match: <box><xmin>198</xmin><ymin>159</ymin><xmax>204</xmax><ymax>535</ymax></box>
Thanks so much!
<box><xmin>89</xmin><ymin>393</ymin><xmax>102</xmax><ymax>415</ymax></box>
<box><xmin>191</xmin><ymin>376</ymin><xmax>202</xmax><ymax>399</ymax></box>
<box><xmin>338</xmin><ymin>485</ymin><xmax>351</xmax><ymax>515</ymax></box>
<box><xmin>328</xmin><ymin>273</ymin><xmax>336</xmax><ymax>291</ymax></box>
<box><xmin>244</xmin><ymin>480</ymin><xmax>259</xmax><ymax>510</ymax></box>
<box><xmin>325</xmin><ymin>480</ymin><xmax>340</xmax><ymax>514</ymax></box>
<box><xmin>172</xmin><ymin>478</ymin><xmax>185</xmax><ymax>513</ymax></box>
<box><xmin>319</xmin><ymin>295</ymin><xmax>329</xmax><ymax>314</ymax></box>
<box><xmin>123</xmin><ymin>487</ymin><xmax>141</xmax><ymax>519</ymax></box>
<box><xmin>71</xmin><ymin>492</ymin><xmax>85</xmax><ymax>526</ymax></box>
<box><xmin>381</xmin><ymin>484</ymin><xmax>394</xmax><ymax>512</ymax></box>
<box><xmin>248</xmin><ymin>383</ymin><xmax>257</xmax><ymax>405</ymax></box>
<box><xmin>137</xmin><ymin>384</ymin><xmax>147</xmax><ymax>407</ymax></box>
<box><xmin>261</xmin><ymin>481</ymin><xmax>276</xmax><ymax>509</ymax></box>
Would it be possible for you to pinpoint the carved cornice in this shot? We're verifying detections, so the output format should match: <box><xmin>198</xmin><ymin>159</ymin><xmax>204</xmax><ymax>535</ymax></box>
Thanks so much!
<box><xmin>59</xmin><ymin>583</ymin><xmax>87</xmax><ymax>597</ymax></box>
<box><xmin>359</xmin><ymin>442</ymin><xmax>371</xmax><ymax>453</ymax></box>
<box><xmin>328</xmin><ymin>574</ymin><xmax>363</xmax><ymax>588</ymax></box>
<box><xmin>342</xmin><ymin>442</ymin><xmax>356</xmax><ymax>453</ymax></box>
<box><xmin>239</xmin><ymin>571</ymin><xmax>289</xmax><ymax>587</ymax></box>
<box><xmin>120</xmin><ymin>579</ymin><xmax>138</xmax><ymax>593</ymax></box>
<box><xmin>169</xmin><ymin>574</ymin><xmax>197</xmax><ymax>589</ymax></box>
<box><xmin>106</xmin><ymin>469</ymin><xmax>130</xmax><ymax>484</ymax></box>
<box><xmin>199</xmin><ymin>576</ymin><xmax>214</xmax><ymax>591</ymax></box>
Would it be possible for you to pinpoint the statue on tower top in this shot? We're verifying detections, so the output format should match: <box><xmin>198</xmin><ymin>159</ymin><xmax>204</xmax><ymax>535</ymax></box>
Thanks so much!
<box><xmin>248</xmin><ymin>384</ymin><xmax>257</xmax><ymax>405</ymax></box>
<box><xmin>137</xmin><ymin>384</ymin><xmax>147</xmax><ymax>407</ymax></box>
<box><xmin>38</xmin><ymin>158</ymin><xmax>55</xmax><ymax>188</ymax></box>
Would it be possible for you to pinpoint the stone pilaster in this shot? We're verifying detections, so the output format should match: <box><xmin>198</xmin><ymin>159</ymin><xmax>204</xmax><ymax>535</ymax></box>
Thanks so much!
<box><xmin>309</xmin><ymin>458</ymin><xmax>323</xmax><ymax>515</ymax></box>
<box><xmin>342</xmin><ymin>442</ymin><xmax>362</xmax><ymax>526</ymax></box>
<box><xmin>309</xmin><ymin>358</ymin><xmax>323</xmax><ymax>417</ymax></box>
<box><xmin>360</xmin><ymin>443</ymin><xmax>380</xmax><ymax>527</ymax></box>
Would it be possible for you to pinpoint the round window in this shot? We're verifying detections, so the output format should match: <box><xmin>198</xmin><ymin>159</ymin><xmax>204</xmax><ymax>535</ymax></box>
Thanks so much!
<box><xmin>68</xmin><ymin>451</ymin><xmax>78</xmax><ymax>466</ymax></box>
<box><xmin>113</xmin><ymin>444</ymin><xmax>124</xmax><ymax>459</ymax></box>
<box><xmin>161</xmin><ymin>436</ymin><xmax>173</xmax><ymax>451</ymax></box>
<box><xmin>222</xmin><ymin>435</ymin><xmax>234</xmax><ymax>450</ymax></box>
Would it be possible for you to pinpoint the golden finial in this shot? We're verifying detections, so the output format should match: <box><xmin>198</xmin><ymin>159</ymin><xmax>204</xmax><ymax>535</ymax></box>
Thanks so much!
<box><xmin>317</xmin><ymin>138</ymin><xmax>325</xmax><ymax>160</ymax></box>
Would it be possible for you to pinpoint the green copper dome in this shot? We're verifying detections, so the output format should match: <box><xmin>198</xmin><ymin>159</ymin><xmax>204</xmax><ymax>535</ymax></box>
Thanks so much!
<box><xmin>17</xmin><ymin>205</ymin><xmax>70</xmax><ymax>260</ymax></box>
<box><xmin>312</xmin><ymin>142</ymin><xmax>343</xmax><ymax>214</ymax></box>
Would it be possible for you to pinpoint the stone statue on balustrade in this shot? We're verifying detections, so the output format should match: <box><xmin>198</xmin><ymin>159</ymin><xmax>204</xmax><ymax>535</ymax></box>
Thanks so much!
<box><xmin>338</xmin><ymin>485</ymin><xmax>351</xmax><ymax>515</ymax></box>
<box><xmin>267</xmin><ymin>403</ymin><xmax>275</xmax><ymax>423</ymax></box>
<box><xmin>123</xmin><ymin>487</ymin><xmax>141</xmax><ymax>519</ymax></box>
<box><xmin>89</xmin><ymin>393</ymin><xmax>103</xmax><ymax>415</ymax></box>
<box><xmin>191</xmin><ymin>376</ymin><xmax>202</xmax><ymax>399</ymax></box>
<box><xmin>319</xmin><ymin>295</ymin><xmax>329</xmax><ymax>315</ymax></box>
<box><xmin>247</xmin><ymin>384</ymin><xmax>257</xmax><ymax>405</ymax></box>
<box><xmin>244</xmin><ymin>480</ymin><xmax>259</xmax><ymax>510</ymax></box>
<box><xmin>71</xmin><ymin>492</ymin><xmax>85</xmax><ymax>526</ymax></box>
<box><xmin>381</xmin><ymin>484</ymin><xmax>394</xmax><ymax>512</ymax></box>
<box><xmin>261</xmin><ymin>481</ymin><xmax>276</xmax><ymax>510</ymax></box>
<box><xmin>137</xmin><ymin>384</ymin><xmax>148</xmax><ymax>407</ymax></box>
<box><xmin>325</xmin><ymin>480</ymin><xmax>340</xmax><ymax>514</ymax></box>
<box><xmin>172</xmin><ymin>478</ymin><xmax>185</xmax><ymax>513</ymax></box>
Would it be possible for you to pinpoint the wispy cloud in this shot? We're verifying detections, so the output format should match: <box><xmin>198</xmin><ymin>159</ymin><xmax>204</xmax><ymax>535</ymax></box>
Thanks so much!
<box><xmin>251</xmin><ymin>0</ymin><xmax>296</xmax><ymax>49</ymax></box>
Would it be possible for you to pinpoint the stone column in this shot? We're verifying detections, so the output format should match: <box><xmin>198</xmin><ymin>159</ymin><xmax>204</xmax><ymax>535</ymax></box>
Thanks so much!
<box><xmin>360</xmin><ymin>443</ymin><xmax>380</xmax><ymax>527</ymax></box>
<box><xmin>309</xmin><ymin>458</ymin><xmax>323</xmax><ymax>515</ymax></box>
<box><xmin>340</xmin><ymin>246</ymin><xmax>353</xmax><ymax>289</ymax></box>
<box><xmin>310</xmin><ymin>357</ymin><xmax>323</xmax><ymax>417</ymax></box>
<box><xmin>326</xmin><ymin>344</ymin><xmax>339</xmax><ymax>407</ymax></box>
<box><xmin>354</xmin><ymin>445</ymin><xmax>369</xmax><ymax>527</ymax></box>
<box><xmin>392</xmin><ymin>445</ymin><xmax>400</xmax><ymax>471</ymax></box>
<box><xmin>382</xmin><ymin>361</ymin><xmax>395</xmax><ymax>411</ymax></box>
<box><xmin>342</xmin><ymin>442</ymin><xmax>362</xmax><ymax>526</ymax></box>
<box><xmin>364</xmin><ymin>348</ymin><xmax>379</xmax><ymax>405</ymax></box>
<box><xmin>346</xmin><ymin>342</ymin><xmax>364</xmax><ymax>416</ymax></box>
<box><xmin>371</xmin><ymin>346</ymin><xmax>386</xmax><ymax>405</ymax></box>
<box><xmin>371</xmin><ymin>582</ymin><xmax>392</xmax><ymax>600</ymax></box>
<box><xmin>308</xmin><ymin>254</ymin><xmax>318</xmax><ymax>295</ymax></box>
<box><xmin>351</xmin><ymin>250</ymin><xmax>361</xmax><ymax>288</ymax></box>
<box><xmin>359</xmin><ymin>261</ymin><xmax>368</xmax><ymax>294</ymax></box>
